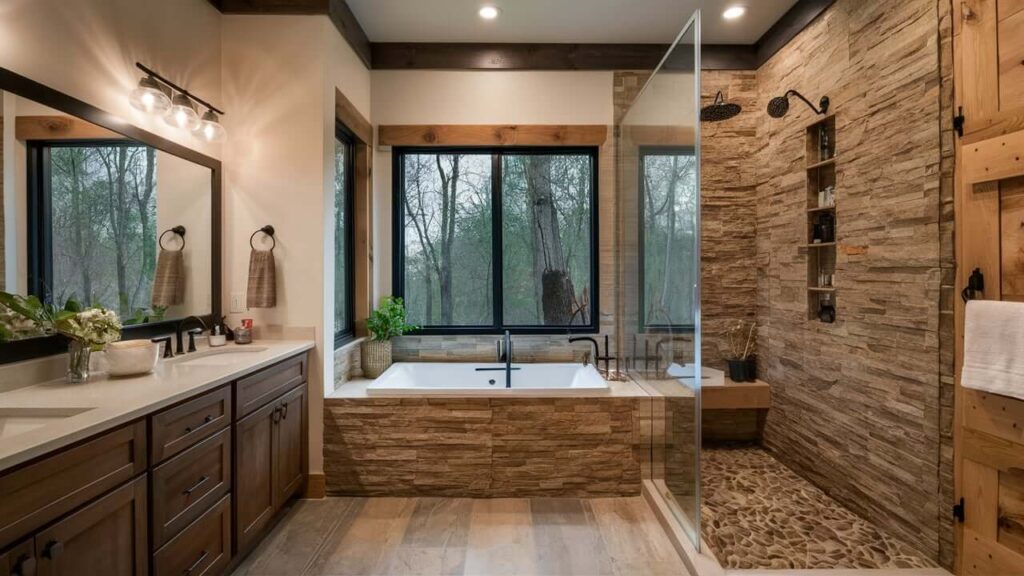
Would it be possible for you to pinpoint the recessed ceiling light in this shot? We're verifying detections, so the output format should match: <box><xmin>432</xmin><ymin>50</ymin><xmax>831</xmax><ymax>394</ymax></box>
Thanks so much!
<box><xmin>723</xmin><ymin>5</ymin><xmax>746</xmax><ymax>20</ymax></box>
<box><xmin>479</xmin><ymin>5</ymin><xmax>500</xmax><ymax>19</ymax></box>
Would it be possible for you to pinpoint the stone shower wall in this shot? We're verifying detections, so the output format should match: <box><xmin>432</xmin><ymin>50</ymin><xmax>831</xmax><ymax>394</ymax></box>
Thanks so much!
<box><xmin>755</xmin><ymin>0</ymin><xmax>946</xmax><ymax>561</ymax></box>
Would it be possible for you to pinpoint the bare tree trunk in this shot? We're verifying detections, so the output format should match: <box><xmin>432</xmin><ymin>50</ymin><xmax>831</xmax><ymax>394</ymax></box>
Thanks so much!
<box><xmin>436</xmin><ymin>155</ymin><xmax>459</xmax><ymax>325</ymax></box>
<box><xmin>525</xmin><ymin>156</ymin><xmax>573</xmax><ymax>325</ymax></box>
<box><xmin>68</xmin><ymin>151</ymin><xmax>93</xmax><ymax>303</ymax></box>
<box><xmin>659</xmin><ymin>156</ymin><xmax>681</xmax><ymax>314</ymax></box>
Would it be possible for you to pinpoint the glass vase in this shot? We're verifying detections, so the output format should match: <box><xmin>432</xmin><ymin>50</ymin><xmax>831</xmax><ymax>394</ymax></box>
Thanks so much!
<box><xmin>67</xmin><ymin>340</ymin><xmax>92</xmax><ymax>383</ymax></box>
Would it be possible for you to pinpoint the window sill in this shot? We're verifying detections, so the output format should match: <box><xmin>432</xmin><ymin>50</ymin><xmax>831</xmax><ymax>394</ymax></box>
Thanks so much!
<box><xmin>334</xmin><ymin>335</ymin><xmax>365</xmax><ymax>352</ymax></box>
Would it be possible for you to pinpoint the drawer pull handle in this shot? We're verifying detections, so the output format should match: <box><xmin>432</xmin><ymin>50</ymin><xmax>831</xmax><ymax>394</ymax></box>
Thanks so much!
<box><xmin>184</xmin><ymin>414</ymin><xmax>215</xmax><ymax>434</ymax></box>
<box><xmin>272</xmin><ymin>406</ymin><xmax>282</xmax><ymax>423</ymax></box>
<box><xmin>42</xmin><ymin>540</ymin><xmax>63</xmax><ymax>560</ymax></box>
<box><xmin>12</xmin><ymin>554</ymin><xmax>36</xmax><ymax>576</ymax></box>
<box><xmin>281</xmin><ymin>403</ymin><xmax>289</xmax><ymax>420</ymax></box>
<box><xmin>183</xmin><ymin>475</ymin><xmax>210</xmax><ymax>496</ymax></box>
<box><xmin>184</xmin><ymin>551</ymin><xmax>208</xmax><ymax>575</ymax></box>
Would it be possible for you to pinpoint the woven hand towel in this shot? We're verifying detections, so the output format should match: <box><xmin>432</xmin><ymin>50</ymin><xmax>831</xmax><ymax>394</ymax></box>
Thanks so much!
<box><xmin>962</xmin><ymin>300</ymin><xmax>1024</xmax><ymax>401</ymax></box>
<box><xmin>247</xmin><ymin>249</ymin><xmax>276</xmax><ymax>308</ymax></box>
<box><xmin>151</xmin><ymin>248</ymin><xmax>184</xmax><ymax>307</ymax></box>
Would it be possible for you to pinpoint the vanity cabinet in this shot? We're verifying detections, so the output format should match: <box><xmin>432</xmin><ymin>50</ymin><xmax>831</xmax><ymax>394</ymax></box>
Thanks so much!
<box><xmin>0</xmin><ymin>350</ymin><xmax>309</xmax><ymax>576</ymax></box>
<box><xmin>234</xmin><ymin>356</ymin><xmax>307</xmax><ymax>552</ymax></box>
<box><xmin>34</xmin><ymin>477</ymin><xmax>148</xmax><ymax>576</ymax></box>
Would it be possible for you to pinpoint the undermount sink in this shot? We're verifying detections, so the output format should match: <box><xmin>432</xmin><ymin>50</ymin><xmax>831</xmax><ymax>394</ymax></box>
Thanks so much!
<box><xmin>172</xmin><ymin>346</ymin><xmax>269</xmax><ymax>367</ymax></box>
<box><xmin>0</xmin><ymin>407</ymin><xmax>94</xmax><ymax>439</ymax></box>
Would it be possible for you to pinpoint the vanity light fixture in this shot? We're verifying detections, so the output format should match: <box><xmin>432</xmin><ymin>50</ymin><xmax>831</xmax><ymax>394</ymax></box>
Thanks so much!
<box><xmin>165</xmin><ymin>92</ymin><xmax>200</xmax><ymax>131</ymax></box>
<box><xmin>722</xmin><ymin>5</ymin><xmax>746</xmax><ymax>20</ymax></box>
<box><xmin>479</xmin><ymin>5</ymin><xmax>500</xmax><ymax>19</ymax></box>
<box><xmin>129</xmin><ymin>75</ymin><xmax>171</xmax><ymax>114</ymax></box>
<box><xmin>130</xmin><ymin>62</ymin><xmax>226</xmax><ymax>142</ymax></box>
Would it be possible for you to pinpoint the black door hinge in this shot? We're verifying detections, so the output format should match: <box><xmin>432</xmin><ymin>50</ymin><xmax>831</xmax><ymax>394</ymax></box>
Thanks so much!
<box><xmin>953</xmin><ymin>106</ymin><xmax>965</xmax><ymax>138</ymax></box>
<box><xmin>953</xmin><ymin>497</ymin><xmax>965</xmax><ymax>523</ymax></box>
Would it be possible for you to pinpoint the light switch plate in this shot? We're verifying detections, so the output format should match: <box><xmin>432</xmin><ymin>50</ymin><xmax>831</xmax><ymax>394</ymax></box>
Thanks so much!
<box><xmin>230</xmin><ymin>292</ymin><xmax>245</xmax><ymax>313</ymax></box>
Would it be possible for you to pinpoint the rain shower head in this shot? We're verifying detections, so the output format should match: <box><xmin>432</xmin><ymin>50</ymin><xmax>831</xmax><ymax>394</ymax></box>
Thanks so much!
<box><xmin>700</xmin><ymin>91</ymin><xmax>742</xmax><ymax>122</ymax></box>
<box><xmin>767</xmin><ymin>90</ymin><xmax>829</xmax><ymax>118</ymax></box>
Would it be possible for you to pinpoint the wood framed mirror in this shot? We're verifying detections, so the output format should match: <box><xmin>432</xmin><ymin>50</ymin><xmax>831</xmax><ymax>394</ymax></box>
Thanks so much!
<box><xmin>0</xmin><ymin>66</ymin><xmax>222</xmax><ymax>363</ymax></box>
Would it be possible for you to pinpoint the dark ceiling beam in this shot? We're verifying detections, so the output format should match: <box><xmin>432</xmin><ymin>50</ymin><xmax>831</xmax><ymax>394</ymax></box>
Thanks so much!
<box><xmin>209</xmin><ymin>0</ymin><xmax>834</xmax><ymax>72</ymax></box>
<box><xmin>209</xmin><ymin>0</ymin><xmax>372</xmax><ymax>68</ymax></box>
<box><xmin>755</xmin><ymin>0</ymin><xmax>835</xmax><ymax>65</ymax></box>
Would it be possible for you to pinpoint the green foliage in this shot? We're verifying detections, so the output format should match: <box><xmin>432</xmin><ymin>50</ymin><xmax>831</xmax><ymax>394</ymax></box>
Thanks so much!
<box><xmin>366</xmin><ymin>296</ymin><xmax>417</xmax><ymax>342</ymax></box>
<box><xmin>0</xmin><ymin>291</ymin><xmax>121</xmax><ymax>347</ymax></box>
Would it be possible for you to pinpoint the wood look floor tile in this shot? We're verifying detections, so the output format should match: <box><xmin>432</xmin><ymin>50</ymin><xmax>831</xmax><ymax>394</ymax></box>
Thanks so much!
<box><xmin>233</xmin><ymin>498</ymin><xmax>361</xmax><ymax>576</ymax></box>
<box><xmin>588</xmin><ymin>497</ymin><xmax>689</xmax><ymax>576</ymax></box>
<box><xmin>307</xmin><ymin>497</ymin><xmax>418</xmax><ymax>575</ymax></box>
<box><xmin>530</xmin><ymin>499</ymin><xmax>614</xmax><ymax>576</ymax></box>
<box><xmin>463</xmin><ymin>499</ymin><xmax>538</xmax><ymax>576</ymax></box>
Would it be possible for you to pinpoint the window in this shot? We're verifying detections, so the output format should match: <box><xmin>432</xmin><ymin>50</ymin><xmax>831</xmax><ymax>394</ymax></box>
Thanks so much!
<box><xmin>334</xmin><ymin>125</ymin><xmax>355</xmax><ymax>345</ymax></box>
<box><xmin>28</xmin><ymin>141</ymin><xmax>159</xmax><ymax>318</ymax></box>
<box><xmin>394</xmin><ymin>147</ymin><xmax>598</xmax><ymax>334</ymax></box>
<box><xmin>639</xmin><ymin>147</ymin><xmax>697</xmax><ymax>330</ymax></box>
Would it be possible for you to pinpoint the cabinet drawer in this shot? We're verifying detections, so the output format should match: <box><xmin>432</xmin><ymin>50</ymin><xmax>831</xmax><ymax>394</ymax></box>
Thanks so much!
<box><xmin>0</xmin><ymin>422</ymin><xmax>146</xmax><ymax>550</ymax></box>
<box><xmin>236</xmin><ymin>355</ymin><xmax>305</xmax><ymax>418</ymax></box>
<box><xmin>151</xmin><ymin>428</ymin><xmax>231</xmax><ymax>549</ymax></box>
<box><xmin>153</xmin><ymin>495</ymin><xmax>230</xmax><ymax>576</ymax></box>
<box><xmin>151</xmin><ymin>386</ymin><xmax>231</xmax><ymax>464</ymax></box>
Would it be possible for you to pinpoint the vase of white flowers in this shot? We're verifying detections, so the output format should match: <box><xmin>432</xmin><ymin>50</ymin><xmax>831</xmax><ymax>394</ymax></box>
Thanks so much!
<box><xmin>55</xmin><ymin>307</ymin><xmax>122</xmax><ymax>383</ymax></box>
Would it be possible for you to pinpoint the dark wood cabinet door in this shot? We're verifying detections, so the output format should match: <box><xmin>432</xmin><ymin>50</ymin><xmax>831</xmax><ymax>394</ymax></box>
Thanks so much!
<box><xmin>234</xmin><ymin>400</ymin><xmax>277</xmax><ymax>552</ymax></box>
<box><xmin>152</xmin><ymin>495</ymin><xmax>230</xmax><ymax>576</ymax></box>
<box><xmin>34</xmin><ymin>477</ymin><xmax>147</xmax><ymax>576</ymax></box>
<box><xmin>274</xmin><ymin>386</ymin><xmax>305</xmax><ymax>507</ymax></box>
<box><xmin>0</xmin><ymin>540</ymin><xmax>35</xmax><ymax>576</ymax></box>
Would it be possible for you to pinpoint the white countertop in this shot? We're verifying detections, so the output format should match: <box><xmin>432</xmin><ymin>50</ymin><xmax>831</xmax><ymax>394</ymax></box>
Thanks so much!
<box><xmin>0</xmin><ymin>339</ymin><xmax>314</xmax><ymax>473</ymax></box>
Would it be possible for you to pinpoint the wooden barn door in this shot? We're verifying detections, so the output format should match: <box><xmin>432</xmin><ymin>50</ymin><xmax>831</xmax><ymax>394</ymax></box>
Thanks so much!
<box><xmin>954</xmin><ymin>0</ymin><xmax>1024</xmax><ymax>574</ymax></box>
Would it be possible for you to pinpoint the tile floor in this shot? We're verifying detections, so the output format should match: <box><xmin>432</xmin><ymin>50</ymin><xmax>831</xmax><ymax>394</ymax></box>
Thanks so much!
<box><xmin>701</xmin><ymin>445</ymin><xmax>939</xmax><ymax>571</ymax></box>
<box><xmin>231</xmin><ymin>496</ymin><xmax>687</xmax><ymax>576</ymax></box>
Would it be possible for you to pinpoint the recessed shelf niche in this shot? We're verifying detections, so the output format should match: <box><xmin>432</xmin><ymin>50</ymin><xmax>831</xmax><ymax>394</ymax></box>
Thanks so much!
<box><xmin>805</xmin><ymin>114</ymin><xmax>836</xmax><ymax>323</ymax></box>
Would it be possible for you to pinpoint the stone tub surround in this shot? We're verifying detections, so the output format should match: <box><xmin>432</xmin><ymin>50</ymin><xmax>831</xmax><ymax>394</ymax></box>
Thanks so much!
<box><xmin>0</xmin><ymin>338</ymin><xmax>314</xmax><ymax>473</ymax></box>
<box><xmin>324</xmin><ymin>376</ymin><xmax>650</xmax><ymax>498</ymax></box>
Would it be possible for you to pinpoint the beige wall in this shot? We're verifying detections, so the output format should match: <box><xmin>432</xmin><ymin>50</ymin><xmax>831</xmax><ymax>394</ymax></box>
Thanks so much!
<box><xmin>370</xmin><ymin>70</ymin><xmax>614</xmax><ymax>300</ymax></box>
<box><xmin>0</xmin><ymin>0</ymin><xmax>222</xmax><ymax>160</ymax></box>
<box><xmin>222</xmin><ymin>14</ymin><xmax>371</xmax><ymax>478</ymax></box>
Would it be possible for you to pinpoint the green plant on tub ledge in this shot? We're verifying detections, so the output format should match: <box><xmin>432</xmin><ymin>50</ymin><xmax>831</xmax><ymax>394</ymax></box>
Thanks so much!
<box><xmin>362</xmin><ymin>296</ymin><xmax>417</xmax><ymax>378</ymax></box>
<box><xmin>0</xmin><ymin>292</ymin><xmax>121</xmax><ymax>383</ymax></box>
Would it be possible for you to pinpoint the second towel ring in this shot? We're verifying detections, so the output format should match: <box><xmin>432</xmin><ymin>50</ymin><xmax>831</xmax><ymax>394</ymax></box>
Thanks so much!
<box><xmin>250</xmin><ymin>225</ymin><xmax>276</xmax><ymax>251</ymax></box>
<box><xmin>158</xmin><ymin>225</ymin><xmax>186</xmax><ymax>251</ymax></box>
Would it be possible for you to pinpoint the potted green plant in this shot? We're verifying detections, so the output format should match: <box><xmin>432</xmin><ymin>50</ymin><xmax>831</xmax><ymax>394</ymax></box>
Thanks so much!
<box><xmin>362</xmin><ymin>296</ymin><xmax>417</xmax><ymax>378</ymax></box>
<box><xmin>726</xmin><ymin>320</ymin><xmax>757</xmax><ymax>382</ymax></box>
<box><xmin>0</xmin><ymin>292</ymin><xmax>121</xmax><ymax>382</ymax></box>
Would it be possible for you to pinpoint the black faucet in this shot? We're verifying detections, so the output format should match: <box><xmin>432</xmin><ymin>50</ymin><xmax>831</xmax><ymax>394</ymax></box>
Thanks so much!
<box><xmin>176</xmin><ymin>316</ymin><xmax>207</xmax><ymax>355</ymax></box>
<box><xmin>151</xmin><ymin>335</ymin><xmax>174</xmax><ymax>359</ymax></box>
<box><xmin>569</xmin><ymin>334</ymin><xmax>615</xmax><ymax>375</ymax></box>
<box><xmin>476</xmin><ymin>330</ymin><xmax>517</xmax><ymax>388</ymax></box>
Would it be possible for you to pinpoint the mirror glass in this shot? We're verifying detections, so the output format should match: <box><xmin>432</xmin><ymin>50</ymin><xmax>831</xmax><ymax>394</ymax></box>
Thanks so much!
<box><xmin>1</xmin><ymin>89</ymin><xmax>213</xmax><ymax>341</ymax></box>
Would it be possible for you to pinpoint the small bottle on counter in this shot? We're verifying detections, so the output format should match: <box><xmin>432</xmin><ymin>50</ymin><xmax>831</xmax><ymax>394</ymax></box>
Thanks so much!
<box><xmin>209</xmin><ymin>324</ymin><xmax>227</xmax><ymax>347</ymax></box>
<box><xmin>235</xmin><ymin>318</ymin><xmax>253</xmax><ymax>344</ymax></box>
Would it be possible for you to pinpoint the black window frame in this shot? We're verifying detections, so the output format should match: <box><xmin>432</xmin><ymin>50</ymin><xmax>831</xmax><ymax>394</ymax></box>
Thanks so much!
<box><xmin>334</xmin><ymin>122</ymin><xmax>356</xmax><ymax>348</ymax></box>
<box><xmin>27</xmin><ymin>138</ymin><xmax>157</xmax><ymax>308</ymax></box>
<box><xmin>392</xmin><ymin>145</ymin><xmax>600</xmax><ymax>335</ymax></box>
<box><xmin>638</xmin><ymin>145</ymin><xmax>697</xmax><ymax>333</ymax></box>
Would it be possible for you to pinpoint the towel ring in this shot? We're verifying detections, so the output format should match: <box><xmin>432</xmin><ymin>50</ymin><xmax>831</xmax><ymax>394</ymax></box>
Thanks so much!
<box><xmin>250</xmin><ymin>225</ymin><xmax>276</xmax><ymax>251</ymax></box>
<box><xmin>158</xmin><ymin>225</ymin><xmax>186</xmax><ymax>251</ymax></box>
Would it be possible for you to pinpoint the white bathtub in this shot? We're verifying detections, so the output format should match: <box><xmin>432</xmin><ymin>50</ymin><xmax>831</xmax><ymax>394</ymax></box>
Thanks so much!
<box><xmin>366</xmin><ymin>362</ymin><xmax>609</xmax><ymax>396</ymax></box>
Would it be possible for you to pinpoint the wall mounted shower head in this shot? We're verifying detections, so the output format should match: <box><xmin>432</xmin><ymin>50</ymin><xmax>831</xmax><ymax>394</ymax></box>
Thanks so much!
<box><xmin>766</xmin><ymin>90</ymin><xmax>829</xmax><ymax>118</ymax></box>
<box><xmin>700</xmin><ymin>91</ymin><xmax>742</xmax><ymax>122</ymax></box>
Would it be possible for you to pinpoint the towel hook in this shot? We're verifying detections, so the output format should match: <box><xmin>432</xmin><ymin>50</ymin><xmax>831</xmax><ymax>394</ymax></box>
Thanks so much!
<box><xmin>250</xmin><ymin>225</ymin><xmax>276</xmax><ymax>251</ymax></box>
<box><xmin>158</xmin><ymin>225</ymin><xmax>186</xmax><ymax>251</ymax></box>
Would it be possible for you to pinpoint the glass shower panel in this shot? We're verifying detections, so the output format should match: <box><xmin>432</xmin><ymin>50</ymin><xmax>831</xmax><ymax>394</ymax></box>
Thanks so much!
<box><xmin>618</xmin><ymin>12</ymin><xmax>702</xmax><ymax>547</ymax></box>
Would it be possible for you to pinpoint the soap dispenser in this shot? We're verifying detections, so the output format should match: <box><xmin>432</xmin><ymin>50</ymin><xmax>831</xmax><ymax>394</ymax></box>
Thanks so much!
<box><xmin>209</xmin><ymin>324</ymin><xmax>227</xmax><ymax>347</ymax></box>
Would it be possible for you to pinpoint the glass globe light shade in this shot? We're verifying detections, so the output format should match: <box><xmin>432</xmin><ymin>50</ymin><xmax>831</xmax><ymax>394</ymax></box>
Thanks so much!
<box><xmin>164</xmin><ymin>93</ymin><xmax>200</xmax><ymax>131</ymax></box>
<box><xmin>129</xmin><ymin>76</ymin><xmax>171</xmax><ymax>114</ymax></box>
<box><xmin>194</xmin><ymin>109</ymin><xmax>226</xmax><ymax>142</ymax></box>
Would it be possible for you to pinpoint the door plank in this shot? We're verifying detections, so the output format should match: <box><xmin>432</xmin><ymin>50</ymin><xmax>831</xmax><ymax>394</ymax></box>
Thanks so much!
<box><xmin>963</xmin><ymin>458</ymin><xmax>1000</xmax><ymax>538</ymax></box>
<box><xmin>963</xmin><ymin>130</ymin><xmax>1024</xmax><ymax>184</ymax></box>
<box><xmin>960</xmin><ymin>0</ymin><xmax>1001</xmax><ymax>122</ymax></box>
<box><xmin>1000</xmin><ymin>467</ymin><xmax>1024</xmax><ymax>557</ymax></box>
<box><xmin>962</xmin><ymin>527</ymin><xmax>1024</xmax><ymax>575</ymax></box>
<box><xmin>963</xmin><ymin>427</ymin><xmax>1024</xmax><ymax>473</ymax></box>
<box><xmin>963</xmin><ymin>389</ymin><xmax>1024</xmax><ymax>444</ymax></box>
<box><xmin>999</xmin><ymin>9</ymin><xmax>1024</xmax><ymax>111</ymax></box>
<box><xmin>1002</xmin><ymin>177</ymin><xmax>1024</xmax><ymax>301</ymax></box>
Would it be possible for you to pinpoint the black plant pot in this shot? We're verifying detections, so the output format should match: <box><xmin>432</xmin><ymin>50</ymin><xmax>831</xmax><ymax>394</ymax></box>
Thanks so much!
<box><xmin>727</xmin><ymin>357</ymin><xmax>757</xmax><ymax>382</ymax></box>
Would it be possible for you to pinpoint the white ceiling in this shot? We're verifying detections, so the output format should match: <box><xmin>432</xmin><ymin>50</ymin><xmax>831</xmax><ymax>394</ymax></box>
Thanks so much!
<box><xmin>347</xmin><ymin>0</ymin><xmax>799</xmax><ymax>45</ymax></box>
